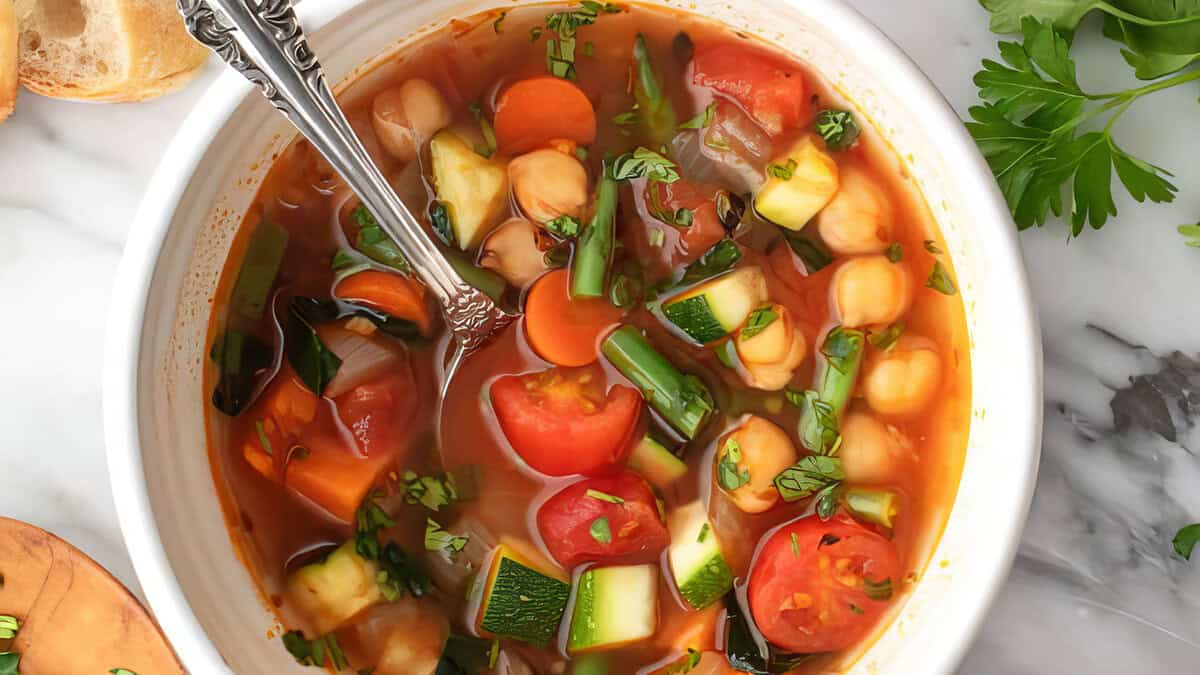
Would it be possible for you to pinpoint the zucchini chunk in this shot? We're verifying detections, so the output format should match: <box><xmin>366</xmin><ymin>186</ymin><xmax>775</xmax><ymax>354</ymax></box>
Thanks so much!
<box><xmin>430</xmin><ymin>129</ymin><xmax>509</xmax><ymax>249</ymax></box>
<box><xmin>666</xmin><ymin>501</ymin><xmax>733</xmax><ymax>610</ymax></box>
<box><xmin>568</xmin><ymin>564</ymin><xmax>659</xmax><ymax>653</ymax></box>
<box><xmin>627</xmin><ymin>434</ymin><xmax>688</xmax><ymax>490</ymax></box>
<box><xmin>754</xmin><ymin>136</ymin><xmax>839</xmax><ymax>231</ymax></box>
<box><xmin>662</xmin><ymin>267</ymin><xmax>768</xmax><ymax>343</ymax></box>
<box><xmin>285</xmin><ymin>541</ymin><xmax>383</xmax><ymax>635</ymax></box>
<box><xmin>476</xmin><ymin>545</ymin><xmax>569</xmax><ymax>645</ymax></box>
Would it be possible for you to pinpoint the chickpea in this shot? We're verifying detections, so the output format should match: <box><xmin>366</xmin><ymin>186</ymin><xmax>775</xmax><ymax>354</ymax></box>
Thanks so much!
<box><xmin>862</xmin><ymin>334</ymin><xmax>942</xmax><ymax>417</ymax></box>
<box><xmin>371</xmin><ymin>79</ymin><xmax>452</xmax><ymax>163</ymax></box>
<box><xmin>832</xmin><ymin>255</ymin><xmax>912</xmax><ymax>328</ymax></box>
<box><xmin>479</xmin><ymin>217</ymin><xmax>549</xmax><ymax>288</ymax></box>
<box><xmin>838</xmin><ymin>411</ymin><xmax>910</xmax><ymax>484</ymax></box>
<box><xmin>372</xmin><ymin>597</ymin><xmax>449</xmax><ymax>675</ymax></box>
<box><xmin>715</xmin><ymin>415</ymin><xmax>799</xmax><ymax>513</ymax></box>
<box><xmin>735</xmin><ymin>303</ymin><xmax>808</xmax><ymax>391</ymax></box>
<box><xmin>816</xmin><ymin>167</ymin><xmax>893</xmax><ymax>255</ymax></box>
<box><xmin>508</xmin><ymin>148</ymin><xmax>589</xmax><ymax>225</ymax></box>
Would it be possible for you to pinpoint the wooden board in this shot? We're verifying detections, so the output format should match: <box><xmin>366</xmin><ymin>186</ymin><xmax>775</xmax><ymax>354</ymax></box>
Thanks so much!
<box><xmin>0</xmin><ymin>517</ymin><xmax>182</xmax><ymax>674</ymax></box>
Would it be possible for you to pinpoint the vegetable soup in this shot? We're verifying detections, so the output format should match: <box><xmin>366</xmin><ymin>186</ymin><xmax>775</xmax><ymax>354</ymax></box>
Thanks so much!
<box><xmin>204</xmin><ymin>3</ymin><xmax>972</xmax><ymax>673</ymax></box>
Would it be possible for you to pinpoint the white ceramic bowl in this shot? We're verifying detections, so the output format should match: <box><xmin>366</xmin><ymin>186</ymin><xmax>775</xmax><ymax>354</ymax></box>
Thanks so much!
<box><xmin>103</xmin><ymin>0</ymin><xmax>1043</xmax><ymax>672</ymax></box>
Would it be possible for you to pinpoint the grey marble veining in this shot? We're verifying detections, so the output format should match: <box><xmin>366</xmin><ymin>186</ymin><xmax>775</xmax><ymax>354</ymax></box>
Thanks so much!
<box><xmin>0</xmin><ymin>1</ymin><xmax>1197</xmax><ymax>673</ymax></box>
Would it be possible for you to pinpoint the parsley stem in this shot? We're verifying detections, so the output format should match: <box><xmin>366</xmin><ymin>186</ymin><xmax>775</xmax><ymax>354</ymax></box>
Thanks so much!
<box><xmin>1093</xmin><ymin>2</ymin><xmax>1200</xmax><ymax>28</ymax></box>
<box><xmin>1090</xmin><ymin>68</ymin><xmax>1200</xmax><ymax>101</ymax></box>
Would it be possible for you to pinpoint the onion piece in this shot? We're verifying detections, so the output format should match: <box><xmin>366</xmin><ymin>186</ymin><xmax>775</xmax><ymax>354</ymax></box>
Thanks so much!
<box><xmin>317</xmin><ymin>324</ymin><xmax>407</xmax><ymax>399</ymax></box>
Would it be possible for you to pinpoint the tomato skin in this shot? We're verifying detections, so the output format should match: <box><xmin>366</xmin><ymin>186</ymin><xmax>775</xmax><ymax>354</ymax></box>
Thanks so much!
<box><xmin>631</xmin><ymin>179</ymin><xmax>727</xmax><ymax>279</ymax></box>
<box><xmin>536</xmin><ymin>471</ymin><xmax>670</xmax><ymax>568</ymax></box>
<box><xmin>334</xmin><ymin>372</ymin><xmax>416</xmax><ymax>458</ymax></box>
<box><xmin>693</xmin><ymin>44</ymin><xmax>808</xmax><ymax>137</ymax></box>
<box><xmin>748</xmin><ymin>516</ymin><xmax>901</xmax><ymax>653</ymax></box>
<box><xmin>490</xmin><ymin>365</ymin><xmax>642</xmax><ymax>476</ymax></box>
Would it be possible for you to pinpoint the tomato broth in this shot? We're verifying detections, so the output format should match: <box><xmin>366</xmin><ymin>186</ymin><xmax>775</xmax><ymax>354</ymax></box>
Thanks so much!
<box><xmin>205</xmin><ymin>3</ymin><xmax>972</xmax><ymax>674</ymax></box>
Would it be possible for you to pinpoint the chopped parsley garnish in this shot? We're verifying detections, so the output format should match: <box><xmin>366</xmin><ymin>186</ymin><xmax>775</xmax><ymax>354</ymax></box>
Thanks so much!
<box><xmin>354</xmin><ymin>492</ymin><xmax>428</xmax><ymax>600</ymax></box>
<box><xmin>815</xmin><ymin>109</ymin><xmax>860</xmax><ymax>150</ymax></box>
<box><xmin>590</xmin><ymin>516</ymin><xmax>613</xmax><ymax>543</ymax></box>
<box><xmin>677</xmin><ymin>239</ymin><xmax>741</xmax><ymax>287</ymax></box>
<box><xmin>822</xmin><ymin>326</ymin><xmax>865</xmax><ymax>375</ymax></box>
<box><xmin>740</xmin><ymin>306</ymin><xmax>778</xmax><ymax>340</ymax></box>
<box><xmin>923</xmin><ymin>239</ymin><xmax>942</xmax><ymax>254</ymax></box>
<box><xmin>815</xmin><ymin>483</ymin><xmax>840</xmax><ymax>520</ymax></box>
<box><xmin>885</xmin><ymin>242</ymin><xmax>903</xmax><ymax>262</ymax></box>
<box><xmin>868</xmin><ymin>322</ymin><xmax>905</xmax><ymax>351</ymax></box>
<box><xmin>586</xmin><ymin>489</ymin><xmax>625</xmax><ymax>504</ymax></box>
<box><xmin>664</xmin><ymin>648</ymin><xmax>703</xmax><ymax>673</ymax></box>
<box><xmin>492</xmin><ymin>11</ymin><xmax>506</xmax><ymax>33</ymax></box>
<box><xmin>429</xmin><ymin>200</ymin><xmax>455</xmax><ymax>247</ymax></box>
<box><xmin>1174</xmin><ymin>524</ymin><xmax>1200</xmax><ymax>560</ymax></box>
<box><xmin>1179</xmin><ymin>224</ymin><xmax>1200</xmax><ymax>248</ymax></box>
<box><xmin>424</xmin><ymin>519</ymin><xmax>469</xmax><ymax>562</ymax></box>
<box><xmin>849</xmin><ymin>604</ymin><xmax>864</xmax><ymax>615</ymax></box>
<box><xmin>253</xmin><ymin>420</ymin><xmax>274</xmax><ymax>456</ymax></box>
<box><xmin>697</xmin><ymin>523</ymin><xmax>710</xmax><ymax>543</ymax></box>
<box><xmin>467</xmin><ymin>101</ymin><xmax>498</xmax><ymax>158</ymax></box>
<box><xmin>109</xmin><ymin>670</ymin><xmax>138</xmax><ymax>675</ymax></box>
<box><xmin>794</xmin><ymin>389</ymin><xmax>840</xmax><ymax>455</ymax></box>
<box><xmin>678</xmin><ymin>102</ymin><xmax>717</xmax><ymax>130</ymax></box>
<box><xmin>540</xmin><ymin>2</ymin><xmax>622</xmax><ymax>80</ymax></box>
<box><xmin>612</xmin><ymin>107</ymin><xmax>640</xmax><ymax>126</ymax></box>
<box><xmin>790</xmin><ymin>532</ymin><xmax>800</xmax><ymax>558</ymax></box>
<box><xmin>716</xmin><ymin>437</ymin><xmax>751</xmax><ymax>491</ymax></box>
<box><xmin>545</xmin><ymin>215</ymin><xmax>582</xmax><ymax>238</ymax></box>
<box><xmin>863</xmin><ymin>577</ymin><xmax>894</xmax><ymax>601</ymax></box>
<box><xmin>282</xmin><ymin>631</ymin><xmax>349</xmax><ymax>669</ymax></box>
<box><xmin>611</xmin><ymin>146</ymin><xmax>681</xmax><ymax>183</ymax></box>
<box><xmin>767</xmin><ymin>158</ymin><xmax>798</xmax><ymax>180</ymax></box>
<box><xmin>402</xmin><ymin>471</ymin><xmax>460</xmax><ymax>512</ymax></box>
<box><xmin>704</xmin><ymin>133</ymin><xmax>731</xmax><ymax>151</ymax></box>
<box><xmin>773</xmin><ymin>455</ymin><xmax>844</xmax><ymax>503</ymax></box>
<box><xmin>647</xmin><ymin>183</ymin><xmax>694</xmax><ymax>227</ymax></box>
<box><xmin>819</xmin><ymin>533</ymin><xmax>841</xmax><ymax>547</ymax></box>
<box><xmin>925</xmin><ymin>260</ymin><xmax>958</xmax><ymax>295</ymax></box>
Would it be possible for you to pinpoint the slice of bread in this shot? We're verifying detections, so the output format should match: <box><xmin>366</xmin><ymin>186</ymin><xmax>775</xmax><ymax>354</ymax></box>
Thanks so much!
<box><xmin>0</xmin><ymin>0</ymin><xmax>16</xmax><ymax>120</ymax></box>
<box><xmin>13</xmin><ymin>0</ymin><xmax>209</xmax><ymax>102</ymax></box>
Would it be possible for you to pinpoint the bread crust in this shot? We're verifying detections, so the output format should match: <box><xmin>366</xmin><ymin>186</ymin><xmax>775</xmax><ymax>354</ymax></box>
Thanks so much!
<box><xmin>17</xmin><ymin>0</ymin><xmax>209</xmax><ymax>102</ymax></box>
<box><xmin>0</xmin><ymin>0</ymin><xmax>16</xmax><ymax>120</ymax></box>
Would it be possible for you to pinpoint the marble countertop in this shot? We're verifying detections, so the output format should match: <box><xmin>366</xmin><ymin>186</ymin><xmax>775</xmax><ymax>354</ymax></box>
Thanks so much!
<box><xmin>1</xmin><ymin>1</ymin><xmax>1197</xmax><ymax>672</ymax></box>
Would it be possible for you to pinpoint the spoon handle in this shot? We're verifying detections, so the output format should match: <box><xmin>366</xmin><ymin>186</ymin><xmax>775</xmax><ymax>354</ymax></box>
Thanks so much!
<box><xmin>177</xmin><ymin>0</ymin><xmax>513</xmax><ymax>351</ymax></box>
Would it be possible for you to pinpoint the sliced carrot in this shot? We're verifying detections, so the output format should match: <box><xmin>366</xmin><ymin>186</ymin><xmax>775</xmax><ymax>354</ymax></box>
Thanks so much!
<box><xmin>335</xmin><ymin>269</ymin><xmax>432</xmax><ymax>335</ymax></box>
<box><xmin>494</xmin><ymin>77</ymin><xmax>597</xmax><ymax>155</ymax></box>
<box><xmin>524</xmin><ymin>269</ymin><xmax>622</xmax><ymax>367</ymax></box>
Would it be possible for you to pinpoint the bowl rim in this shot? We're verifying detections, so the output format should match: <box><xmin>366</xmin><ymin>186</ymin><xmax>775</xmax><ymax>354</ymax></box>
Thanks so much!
<box><xmin>102</xmin><ymin>0</ymin><xmax>1043</xmax><ymax>671</ymax></box>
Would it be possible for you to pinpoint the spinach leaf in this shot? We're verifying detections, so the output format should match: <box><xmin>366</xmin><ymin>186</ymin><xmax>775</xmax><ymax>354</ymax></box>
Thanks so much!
<box><xmin>210</xmin><ymin>330</ymin><xmax>274</xmax><ymax>416</ymax></box>
<box><xmin>435</xmin><ymin>635</ymin><xmax>498</xmax><ymax>675</ymax></box>
<box><xmin>286</xmin><ymin>301</ymin><xmax>342</xmax><ymax>396</ymax></box>
<box><xmin>678</xmin><ymin>239</ymin><xmax>742</xmax><ymax>286</ymax></box>
<box><xmin>724</xmin><ymin>591</ymin><xmax>815</xmax><ymax>673</ymax></box>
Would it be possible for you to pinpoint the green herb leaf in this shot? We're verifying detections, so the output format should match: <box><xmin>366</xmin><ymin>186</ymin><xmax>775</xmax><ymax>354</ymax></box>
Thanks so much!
<box><xmin>425</xmin><ymin>518</ymin><xmax>469</xmax><ymax>562</ymax></box>
<box><xmin>468</xmin><ymin>101</ymin><xmax>498</xmax><ymax>158</ymax></box>
<box><xmin>767</xmin><ymin>158</ymin><xmax>798</xmax><ymax>180</ymax></box>
<box><xmin>867</xmin><ymin>322</ymin><xmax>905</xmax><ymax>351</ymax></box>
<box><xmin>885</xmin><ymin>242</ymin><xmax>902</xmax><ymax>262</ymax></box>
<box><xmin>493</xmin><ymin>11</ymin><xmax>506</xmax><ymax>33</ymax></box>
<box><xmin>286</xmin><ymin>301</ymin><xmax>342</xmax><ymax>396</ymax></box>
<box><xmin>611</xmin><ymin>146</ymin><xmax>681</xmax><ymax>183</ymax></box>
<box><xmin>967</xmin><ymin>16</ymin><xmax>1179</xmax><ymax>235</ymax></box>
<box><xmin>0</xmin><ymin>653</ymin><xmax>19</xmax><ymax>675</ymax></box>
<box><xmin>352</xmin><ymin>204</ymin><xmax>411</xmax><ymax>272</ymax></box>
<box><xmin>863</xmin><ymin>577</ymin><xmax>894</xmax><ymax>601</ymax></box>
<box><xmin>815</xmin><ymin>483</ymin><xmax>840</xmax><ymax>520</ymax></box>
<box><xmin>586</xmin><ymin>488</ymin><xmax>625</xmax><ymax>504</ymax></box>
<box><xmin>429</xmin><ymin>201</ymin><xmax>456</xmax><ymax>247</ymax></box>
<box><xmin>794</xmin><ymin>389</ymin><xmax>841</xmax><ymax>456</ymax></box>
<box><xmin>1179</xmin><ymin>223</ymin><xmax>1200</xmax><ymax>248</ymax></box>
<box><xmin>849</xmin><ymin>604</ymin><xmax>864</xmax><ymax>615</ymax></box>
<box><xmin>740</xmin><ymin>306</ymin><xmax>779</xmax><ymax>340</ymax></box>
<box><xmin>530</xmin><ymin>26</ymin><xmax>543</xmax><ymax>41</ymax></box>
<box><xmin>925</xmin><ymin>260</ymin><xmax>958</xmax><ymax>295</ymax></box>
<box><xmin>648</xmin><ymin>228</ymin><xmax>666</xmax><ymax>247</ymax></box>
<box><xmin>822</xmin><ymin>326</ymin><xmax>865</xmax><ymax>375</ymax></box>
<box><xmin>678</xmin><ymin>102</ymin><xmax>717</xmax><ymax>130</ymax></box>
<box><xmin>790</xmin><ymin>532</ymin><xmax>800</xmax><ymax>558</ymax></box>
<box><xmin>815</xmin><ymin>109</ymin><xmax>860</xmax><ymax>151</ymax></box>
<box><xmin>545</xmin><ymin>214</ymin><xmax>582</xmax><ymax>238</ymax></box>
<box><xmin>1173</xmin><ymin>523</ymin><xmax>1200</xmax><ymax>560</ymax></box>
<box><xmin>590</xmin><ymin>516</ymin><xmax>613</xmax><ymax>543</ymax></box>
<box><xmin>783</xmin><ymin>232</ymin><xmax>833</xmax><ymax>273</ymax></box>
<box><xmin>714</xmin><ymin>191</ymin><xmax>746</xmax><ymax>232</ymax></box>
<box><xmin>678</xmin><ymin>239</ymin><xmax>742</xmax><ymax>286</ymax></box>
<box><xmin>717</xmin><ymin>437</ymin><xmax>751</xmax><ymax>491</ymax></box>
<box><xmin>923</xmin><ymin>239</ymin><xmax>942</xmax><ymax>254</ymax></box>
<box><xmin>773</xmin><ymin>455</ymin><xmax>844</xmax><ymax>502</ymax></box>
<box><xmin>664</xmin><ymin>648</ymin><xmax>704</xmax><ymax>674</ymax></box>
<box><xmin>281</xmin><ymin>631</ymin><xmax>348</xmax><ymax>669</ymax></box>
<box><xmin>542</xmin><ymin>2</ymin><xmax>621</xmax><ymax>80</ymax></box>
<box><xmin>110</xmin><ymin>670</ymin><xmax>138</xmax><ymax>675</ymax></box>
<box><xmin>612</xmin><ymin>108</ymin><xmax>640</xmax><ymax>126</ymax></box>
<box><xmin>253</xmin><ymin>420</ymin><xmax>274</xmax><ymax>457</ymax></box>
<box><xmin>697</xmin><ymin>523</ymin><xmax>710</xmax><ymax>544</ymax></box>
<box><xmin>402</xmin><ymin>470</ymin><xmax>460</xmax><ymax>511</ymax></box>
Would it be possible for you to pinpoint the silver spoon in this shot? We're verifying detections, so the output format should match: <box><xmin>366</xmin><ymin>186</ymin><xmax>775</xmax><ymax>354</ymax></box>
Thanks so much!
<box><xmin>177</xmin><ymin>0</ymin><xmax>516</xmax><ymax>391</ymax></box>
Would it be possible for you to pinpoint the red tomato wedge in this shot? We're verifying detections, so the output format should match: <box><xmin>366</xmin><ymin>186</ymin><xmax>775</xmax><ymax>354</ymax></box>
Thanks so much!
<box><xmin>490</xmin><ymin>364</ymin><xmax>641</xmax><ymax>476</ymax></box>
<box><xmin>536</xmin><ymin>471</ymin><xmax>669</xmax><ymax>569</ymax></box>
<box><xmin>524</xmin><ymin>268</ymin><xmax>623</xmax><ymax>367</ymax></box>
<box><xmin>494</xmin><ymin>77</ymin><xmax>597</xmax><ymax>155</ymax></box>
<box><xmin>693</xmin><ymin>43</ymin><xmax>808</xmax><ymax>137</ymax></box>
<box><xmin>638</xmin><ymin>179</ymin><xmax>727</xmax><ymax>270</ymax></box>
<box><xmin>748</xmin><ymin>516</ymin><xmax>901</xmax><ymax>653</ymax></box>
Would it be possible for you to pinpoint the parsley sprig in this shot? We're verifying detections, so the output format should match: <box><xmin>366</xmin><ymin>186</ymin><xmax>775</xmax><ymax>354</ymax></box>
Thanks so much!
<box><xmin>968</xmin><ymin>13</ymin><xmax>1199</xmax><ymax>236</ymax></box>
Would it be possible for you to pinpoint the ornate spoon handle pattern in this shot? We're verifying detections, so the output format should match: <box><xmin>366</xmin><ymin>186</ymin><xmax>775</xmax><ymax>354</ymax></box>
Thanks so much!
<box><xmin>177</xmin><ymin>0</ymin><xmax>514</xmax><ymax>352</ymax></box>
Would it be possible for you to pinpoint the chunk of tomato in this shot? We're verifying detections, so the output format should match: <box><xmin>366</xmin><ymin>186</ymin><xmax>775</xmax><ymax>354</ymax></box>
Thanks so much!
<box><xmin>536</xmin><ymin>471</ymin><xmax>669</xmax><ymax>569</ymax></box>
<box><xmin>693</xmin><ymin>43</ymin><xmax>808</xmax><ymax>137</ymax></box>
<box><xmin>748</xmin><ymin>516</ymin><xmax>901</xmax><ymax>653</ymax></box>
<box><xmin>630</xmin><ymin>179</ymin><xmax>727</xmax><ymax>279</ymax></box>
<box><xmin>490</xmin><ymin>365</ymin><xmax>641</xmax><ymax>476</ymax></box>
